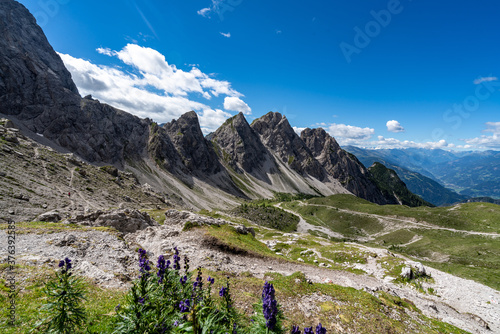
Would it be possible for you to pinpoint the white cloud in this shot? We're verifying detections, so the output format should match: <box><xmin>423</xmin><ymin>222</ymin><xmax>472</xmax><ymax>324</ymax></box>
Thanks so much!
<box><xmin>463</xmin><ymin>122</ymin><xmax>500</xmax><ymax>149</ymax></box>
<box><xmin>197</xmin><ymin>7</ymin><xmax>211</xmax><ymax>17</ymax></box>
<box><xmin>386</xmin><ymin>120</ymin><xmax>405</xmax><ymax>133</ymax></box>
<box><xmin>197</xmin><ymin>0</ymin><xmax>226</xmax><ymax>19</ymax></box>
<box><xmin>220</xmin><ymin>32</ymin><xmax>231</xmax><ymax>38</ymax></box>
<box><xmin>223</xmin><ymin>97</ymin><xmax>251</xmax><ymax>115</ymax></box>
<box><xmin>370</xmin><ymin>136</ymin><xmax>452</xmax><ymax>149</ymax></box>
<box><xmin>327</xmin><ymin>123</ymin><xmax>375</xmax><ymax>141</ymax></box>
<box><xmin>199</xmin><ymin>109</ymin><xmax>232</xmax><ymax>133</ymax></box>
<box><xmin>293</xmin><ymin>126</ymin><xmax>306</xmax><ymax>135</ymax></box>
<box><xmin>58</xmin><ymin>44</ymin><xmax>246</xmax><ymax>133</ymax></box>
<box><xmin>473</xmin><ymin>76</ymin><xmax>498</xmax><ymax>85</ymax></box>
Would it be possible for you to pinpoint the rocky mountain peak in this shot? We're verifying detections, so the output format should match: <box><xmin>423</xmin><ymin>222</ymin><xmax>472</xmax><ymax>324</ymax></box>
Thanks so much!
<box><xmin>211</xmin><ymin>112</ymin><xmax>277</xmax><ymax>179</ymax></box>
<box><xmin>0</xmin><ymin>0</ymin><xmax>79</xmax><ymax>117</ymax></box>
<box><xmin>163</xmin><ymin>111</ymin><xmax>222</xmax><ymax>175</ymax></box>
<box><xmin>300</xmin><ymin>127</ymin><xmax>388</xmax><ymax>204</ymax></box>
<box><xmin>251</xmin><ymin>112</ymin><xmax>325</xmax><ymax>179</ymax></box>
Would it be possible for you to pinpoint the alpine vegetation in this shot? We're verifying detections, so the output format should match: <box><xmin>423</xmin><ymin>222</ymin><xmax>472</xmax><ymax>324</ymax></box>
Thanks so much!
<box><xmin>33</xmin><ymin>249</ymin><xmax>328</xmax><ymax>333</ymax></box>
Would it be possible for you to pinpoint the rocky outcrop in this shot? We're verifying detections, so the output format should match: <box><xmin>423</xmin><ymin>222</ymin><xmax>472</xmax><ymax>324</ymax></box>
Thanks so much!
<box><xmin>210</xmin><ymin>112</ymin><xmax>278</xmax><ymax>182</ymax></box>
<box><xmin>300</xmin><ymin>128</ymin><xmax>388</xmax><ymax>204</ymax></box>
<box><xmin>0</xmin><ymin>1</ymin><xmax>152</xmax><ymax>166</ymax></box>
<box><xmin>251</xmin><ymin>112</ymin><xmax>326</xmax><ymax>180</ymax></box>
<box><xmin>0</xmin><ymin>0</ymin><xmax>79</xmax><ymax>116</ymax></box>
<box><xmin>66</xmin><ymin>209</ymin><xmax>159</xmax><ymax>233</ymax></box>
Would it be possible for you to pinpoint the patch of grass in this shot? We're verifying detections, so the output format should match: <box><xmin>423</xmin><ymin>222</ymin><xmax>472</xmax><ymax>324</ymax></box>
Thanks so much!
<box><xmin>232</xmin><ymin>203</ymin><xmax>299</xmax><ymax>232</ymax></box>
<box><xmin>203</xmin><ymin>225</ymin><xmax>278</xmax><ymax>259</ymax></box>
<box><xmin>0</xmin><ymin>265</ymin><xmax>126</xmax><ymax>334</ymax></box>
<box><xmin>285</xmin><ymin>203</ymin><xmax>383</xmax><ymax>237</ymax></box>
<box><xmin>0</xmin><ymin>221</ymin><xmax>117</xmax><ymax>235</ymax></box>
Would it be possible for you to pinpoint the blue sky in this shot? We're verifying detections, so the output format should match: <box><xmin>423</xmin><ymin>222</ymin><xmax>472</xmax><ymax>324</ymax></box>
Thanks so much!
<box><xmin>17</xmin><ymin>0</ymin><xmax>500</xmax><ymax>150</ymax></box>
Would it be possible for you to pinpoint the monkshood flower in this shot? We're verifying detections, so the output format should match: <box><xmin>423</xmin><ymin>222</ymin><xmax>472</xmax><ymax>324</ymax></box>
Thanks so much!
<box><xmin>179</xmin><ymin>299</ymin><xmax>190</xmax><ymax>313</ymax></box>
<box><xmin>59</xmin><ymin>257</ymin><xmax>72</xmax><ymax>274</ymax></box>
<box><xmin>303</xmin><ymin>327</ymin><xmax>313</xmax><ymax>334</ymax></box>
<box><xmin>184</xmin><ymin>256</ymin><xmax>190</xmax><ymax>271</ymax></box>
<box><xmin>232</xmin><ymin>322</ymin><xmax>238</xmax><ymax>334</ymax></box>
<box><xmin>219</xmin><ymin>286</ymin><xmax>227</xmax><ymax>297</ymax></box>
<box><xmin>180</xmin><ymin>275</ymin><xmax>188</xmax><ymax>285</ymax></box>
<box><xmin>291</xmin><ymin>325</ymin><xmax>301</xmax><ymax>334</ymax></box>
<box><xmin>262</xmin><ymin>281</ymin><xmax>278</xmax><ymax>330</ymax></box>
<box><xmin>157</xmin><ymin>255</ymin><xmax>167</xmax><ymax>283</ymax></box>
<box><xmin>207</xmin><ymin>276</ymin><xmax>215</xmax><ymax>285</ymax></box>
<box><xmin>173</xmin><ymin>247</ymin><xmax>181</xmax><ymax>270</ymax></box>
<box><xmin>138</xmin><ymin>248</ymin><xmax>151</xmax><ymax>277</ymax></box>
<box><xmin>315</xmin><ymin>323</ymin><xmax>326</xmax><ymax>334</ymax></box>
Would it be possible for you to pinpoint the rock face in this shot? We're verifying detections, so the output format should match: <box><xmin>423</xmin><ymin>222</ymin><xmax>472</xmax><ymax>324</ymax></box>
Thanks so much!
<box><xmin>210</xmin><ymin>112</ymin><xmax>278</xmax><ymax>182</ymax></box>
<box><xmin>67</xmin><ymin>209</ymin><xmax>159</xmax><ymax>233</ymax></box>
<box><xmin>0</xmin><ymin>1</ymin><xmax>151</xmax><ymax>166</ymax></box>
<box><xmin>163</xmin><ymin>111</ymin><xmax>222</xmax><ymax>176</ymax></box>
<box><xmin>0</xmin><ymin>0</ymin><xmax>79</xmax><ymax>115</ymax></box>
<box><xmin>301</xmin><ymin>128</ymin><xmax>388</xmax><ymax>205</ymax></box>
<box><xmin>251</xmin><ymin>112</ymin><xmax>326</xmax><ymax>180</ymax></box>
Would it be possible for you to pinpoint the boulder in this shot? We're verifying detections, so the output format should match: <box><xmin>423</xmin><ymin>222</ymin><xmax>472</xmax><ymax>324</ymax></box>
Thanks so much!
<box><xmin>400</xmin><ymin>266</ymin><xmax>413</xmax><ymax>280</ymax></box>
<box><xmin>37</xmin><ymin>211</ymin><xmax>61</xmax><ymax>222</ymax></box>
<box><xmin>235</xmin><ymin>225</ymin><xmax>256</xmax><ymax>237</ymax></box>
<box><xmin>67</xmin><ymin>209</ymin><xmax>158</xmax><ymax>233</ymax></box>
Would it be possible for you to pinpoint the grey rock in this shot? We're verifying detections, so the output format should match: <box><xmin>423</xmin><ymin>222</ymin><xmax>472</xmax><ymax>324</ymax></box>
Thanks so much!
<box><xmin>400</xmin><ymin>266</ymin><xmax>413</xmax><ymax>280</ymax></box>
<box><xmin>37</xmin><ymin>211</ymin><xmax>61</xmax><ymax>222</ymax></box>
<box><xmin>235</xmin><ymin>224</ymin><xmax>256</xmax><ymax>237</ymax></box>
<box><xmin>414</xmin><ymin>262</ymin><xmax>426</xmax><ymax>276</ymax></box>
<box><xmin>67</xmin><ymin>209</ymin><xmax>158</xmax><ymax>233</ymax></box>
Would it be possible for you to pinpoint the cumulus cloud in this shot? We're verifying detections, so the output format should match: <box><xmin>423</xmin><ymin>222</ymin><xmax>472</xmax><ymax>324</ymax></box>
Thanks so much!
<box><xmin>473</xmin><ymin>77</ymin><xmax>498</xmax><ymax>85</ymax></box>
<box><xmin>59</xmin><ymin>44</ymin><xmax>246</xmax><ymax>133</ymax></box>
<box><xmin>386</xmin><ymin>120</ymin><xmax>405</xmax><ymax>133</ymax></box>
<box><xmin>223</xmin><ymin>97</ymin><xmax>251</xmax><ymax>114</ymax></box>
<box><xmin>220</xmin><ymin>32</ymin><xmax>231</xmax><ymax>38</ymax></box>
<box><xmin>463</xmin><ymin>122</ymin><xmax>500</xmax><ymax>149</ymax></box>
<box><xmin>370</xmin><ymin>136</ymin><xmax>452</xmax><ymax>149</ymax></box>
<box><xmin>327</xmin><ymin>123</ymin><xmax>375</xmax><ymax>141</ymax></box>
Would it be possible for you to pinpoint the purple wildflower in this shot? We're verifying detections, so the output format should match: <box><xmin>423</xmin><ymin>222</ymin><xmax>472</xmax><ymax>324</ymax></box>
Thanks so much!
<box><xmin>315</xmin><ymin>323</ymin><xmax>326</xmax><ymax>334</ymax></box>
<box><xmin>59</xmin><ymin>257</ymin><xmax>72</xmax><ymax>274</ymax></box>
<box><xmin>138</xmin><ymin>249</ymin><xmax>151</xmax><ymax>277</ymax></box>
<box><xmin>232</xmin><ymin>322</ymin><xmax>238</xmax><ymax>334</ymax></box>
<box><xmin>291</xmin><ymin>325</ymin><xmax>301</xmax><ymax>334</ymax></box>
<box><xmin>138</xmin><ymin>297</ymin><xmax>145</xmax><ymax>304</ymax></box>
<box><xmin>219</xmin><ymin>286</ymin><xmax>227</xmax><ymax>297</ymax></box>
<box><xmin>207</xmin><ymin>276</ymin><xmax>215</xmax><ymax>285</ymax></box>
<box><xmin>173</xmin><ymin>247</ymin><xmax>181</xmax><ymax>270</ymax></box>
<box><xmin>58</xmin><ymin>260</ymin><xmax>64</xmax><ymax>268</ymax></box>
<box><xmin>304</xmin><ymin>327</ymin><xmax>313</xmax><ymax>334</ymax></box>
<box><xmin>157</xmin><ymin>255</ymin><xmax>167</xmax><ymax>283</ymax></box>
<box><xmin>262</xmin><ymin>281</ymin><xmax>278</xmax><ymax>330</ymax></box>
<box><xmin>180</xmin><ymin>275</ymin><xmax>188</xmax><ymax>285</ymax></box>
<box><xmin>173</xmin><ymin>320</ymin><xmax>179</xmax><ymax>327</ymax></box>
<box><xmin>179</xmin><ymin>299</ymin><xmax>190</xmax><ymax>313</ymax></box>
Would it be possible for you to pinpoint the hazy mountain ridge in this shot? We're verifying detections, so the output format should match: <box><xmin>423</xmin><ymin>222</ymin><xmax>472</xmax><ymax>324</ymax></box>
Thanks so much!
<box><xmin>344</xmin><ymin>146</ymin><xmax>500</xmax><ymax>204</ymax></box>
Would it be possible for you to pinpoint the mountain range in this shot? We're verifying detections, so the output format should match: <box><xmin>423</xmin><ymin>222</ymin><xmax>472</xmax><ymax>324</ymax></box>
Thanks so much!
<box><xmin>0</xmin><ymin>0</ymin><xmax>438</xmax><ymax>221</ymax></box>
<box><xmin>345</xmin><ymin>146</ymin><xmax>500</xmax><ymax>205</ymax></box>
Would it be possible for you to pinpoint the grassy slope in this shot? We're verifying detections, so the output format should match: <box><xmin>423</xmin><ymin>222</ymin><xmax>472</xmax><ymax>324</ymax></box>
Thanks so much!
<box><xmin>283</xmin><ymin>194</ymin><xmax>500</xmax><ymax>291</ymax></box>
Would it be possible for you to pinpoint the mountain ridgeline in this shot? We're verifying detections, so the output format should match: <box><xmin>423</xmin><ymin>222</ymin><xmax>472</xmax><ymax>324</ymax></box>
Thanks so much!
<box><xmin>0</xmin><ymin>0</ymin><xmax>430</xmax><ymax>211</ymax></box>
